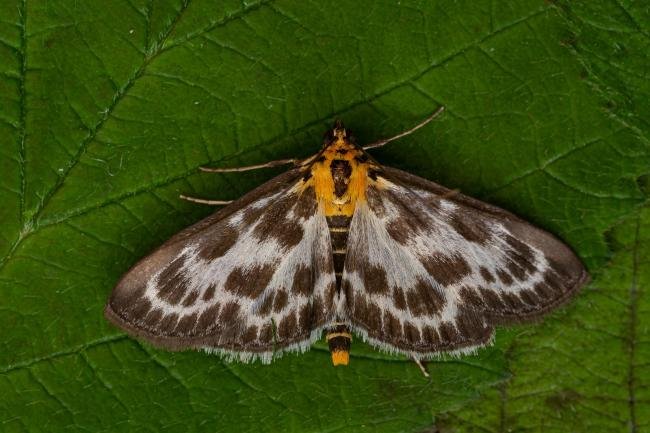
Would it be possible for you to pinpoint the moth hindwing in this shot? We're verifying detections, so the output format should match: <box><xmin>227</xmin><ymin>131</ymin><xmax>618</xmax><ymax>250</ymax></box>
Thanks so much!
<box><xmin>105</xmin><ymin>113</ymin><xmax>589</xmax><ymax>369</ymax></box>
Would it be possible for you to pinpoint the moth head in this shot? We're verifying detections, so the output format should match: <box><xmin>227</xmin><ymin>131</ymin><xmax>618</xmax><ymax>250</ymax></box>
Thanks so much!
<box><xmin>323</xmin><ymin>120</ymin><xmax>358</xmax><ymax>149</ymax></box>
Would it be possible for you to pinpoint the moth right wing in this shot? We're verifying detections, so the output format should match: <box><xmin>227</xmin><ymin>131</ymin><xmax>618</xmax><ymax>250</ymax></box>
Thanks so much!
<box><xmin>105</xmin><ymin>169</ymin><xmax>337</xmax><ymax>363</ymax></box>
<box><xmin>342</xmin><ymin>166</ymin><xmax>589</xmax><ymax>358</ymax></box>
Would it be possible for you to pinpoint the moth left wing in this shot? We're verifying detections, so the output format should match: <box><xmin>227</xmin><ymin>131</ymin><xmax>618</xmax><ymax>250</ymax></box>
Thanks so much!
<box><xmin>343</xmin><ymin>166</ymin><xmax>589</xmax><ymax>358</ymax></box>
<box><xmin>105</xmin><ymin>169</ymin><xmax>336</xmax><ymax>363</ymax></box>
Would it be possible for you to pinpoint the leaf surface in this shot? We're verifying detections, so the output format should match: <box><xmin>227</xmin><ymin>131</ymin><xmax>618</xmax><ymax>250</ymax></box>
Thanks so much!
<box><xmin>0</xmin><ymin>1</ymin><xmax>648</xmax><ymax>432</ymax></box>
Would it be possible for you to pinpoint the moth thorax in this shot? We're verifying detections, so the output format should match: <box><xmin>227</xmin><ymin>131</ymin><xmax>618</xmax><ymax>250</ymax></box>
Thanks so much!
<box><xmin>330</xmin><ymin>159</ymin><xmax>353</xmax><ymax>198</ymax></box>
<box><xmin>326</xmin><ymin>324</ymin><xmax>352</xmax><ymax>366</ymax></box>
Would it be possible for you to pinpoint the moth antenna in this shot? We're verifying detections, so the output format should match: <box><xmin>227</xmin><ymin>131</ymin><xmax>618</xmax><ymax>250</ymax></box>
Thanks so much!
<box><xmin>363</xmin><ymin>106</ymin><xmax>445</xmax><ymax>151</ymax></box>
<box><xmin>179</xmin><ymin>195</ymin><xmax>233</xmax><ymax>206</ymax></box>
<box><xmin>200</xmin><ymin>158</ymin><xmax>299</xmax><ymax>173</ymax></box>
<box><xmin>414</xmin><ymin>359</ymin><xmax>430</xmax><ymax>378</ymax></box>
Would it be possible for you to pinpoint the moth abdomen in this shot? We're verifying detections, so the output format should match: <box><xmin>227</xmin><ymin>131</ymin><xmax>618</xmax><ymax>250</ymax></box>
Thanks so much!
<box><xmin>326</xmin><ymin>324</ymin><xmax>352</xmax><ymax>366</ymax></box>
<box><xmin>326</xmin><ymin>215</ymin><xmax>352</xmax><ymax>290</ymax></box>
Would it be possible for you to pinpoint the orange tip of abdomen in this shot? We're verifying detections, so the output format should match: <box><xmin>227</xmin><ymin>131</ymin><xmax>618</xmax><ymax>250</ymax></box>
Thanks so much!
<box><xmin>331</xmin><ymin>350</ymin><xmax>350</xmax><ymax>366</ymax></box>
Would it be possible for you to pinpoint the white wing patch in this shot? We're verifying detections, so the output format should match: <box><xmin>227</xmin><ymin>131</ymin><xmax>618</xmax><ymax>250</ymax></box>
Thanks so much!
<box><xmin>342</xmin><ymin>169</ymin><xmax>588</xmax><ymax>359</ymax></box>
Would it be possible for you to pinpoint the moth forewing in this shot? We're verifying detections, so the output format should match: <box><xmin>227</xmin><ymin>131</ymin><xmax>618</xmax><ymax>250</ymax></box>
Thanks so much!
<box><xmin>105</xmin><ymin>168</ymin><xmax>338</xmax><ymax>363</ymax></box>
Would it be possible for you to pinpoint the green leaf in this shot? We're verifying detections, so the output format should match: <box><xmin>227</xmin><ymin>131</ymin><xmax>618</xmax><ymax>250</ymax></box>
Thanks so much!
<box><xmin>0</xmin><ymin>1</ymin><xmax>647</xmax><ymax>432</ymax></box>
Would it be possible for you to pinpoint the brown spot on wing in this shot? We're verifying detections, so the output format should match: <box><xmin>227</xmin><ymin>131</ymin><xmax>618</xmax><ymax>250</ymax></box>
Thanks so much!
<box><xmin>158</xmin><ymin>257</ymin><xmax>184</xmax><ymax>284</ymax></box>
<box><xmin>406</xmin><ymin>278</ymin><xmax>446</xmax><ymax>317</ymax></box>
<box><xmin>420</xmin><ymin>253</ymin><xmax>471</xmax><ymax>286</ymax></box>
<box><xmin>459</xmin><ymin>286</ymin><xmax>485</xmax><ymax>309</ymax></box>
<box><xmin>383</xmin><ymin>310</ymin><xmax>402</xmax><ymax>338</ymax></box>
<box><xmin>175</xmin><ymin>312</ymin><xmax>198</xmax><ymax>335</ymax></box>
<box><xmin>363</xmin><ymin>264</ymin><xmax>389</xmax><ymax>295</ymax></box>
<box><xmin>163</xmin><ymin>285</ymin><xmax>186</xmax><ymax>305</ymax></box>
<box><xmin>438</xmin><ymin>321</ymin><xmax>459</xmax><ymax>342</ymax></box>
<box><xmin>241</xmin><ymin>203</ymin><xmax>267</xmax><ymax>227</ymax></box>
<box><xmin>241</xmin><ymin>325</ymin><xmax>258</xmax><ymax>344</ymax></box>
<box><xmin>386</xmin><ymin>217</ymin><xmax>418</xmax><ymax>246</ymax></box>
<box><xmin>197</xmin><ymin>304</ymin><xmax>220</xmax><ymax>333</ymax></box>
<box><xmin>455</xmin><ymin>304</ymin><xmax>489</xmax><ymax>340</ymax></box>
<box><xmin>126</xmin><ymin>292</ymin><xmax>150</xmax><ymax>319</ymax></box>
<box><xmin>502</xmin><ymin>234</ymin><xmax>537</xmax><ymax>281</ymax></box>
<box><xmin>144</xmin><ymin>308</ymin><xmax>163</xmax><ymax>328</ymax></box>
<box><xmin>366</xmin><ymin>302</ymin><xmax>382</xmax><ymax>331</ymax></box>
<box><xmin>157</xmin><ymin>257</ymin><xmax>188</xmax><ymax>305</ymax></box>
<box><xmin>501</xmin><ymin>292</ymin><xmax>525</xmax><ymax>312</ymax></box>
<box><xmin>534</xmin><ymin>280</ymin><xmax>555</xmax><ymax>299</ymax></box>
<box><xmin>384</xmin><ymin>189</ymin><xmax>437</xmax><ymax>245</ymax></box>
<box><xmin>298</xmin><ymin>303</ymin><xmax>312</xmax><ymax>330</ymax></box>
<box><xmin>198</xmin><ymin>225</ymin><xmax>238</xmax><ymax>260</ymax></box>
<box><xmin>182</xmin><ymin>290</ymin><xmax>199</xmax><ymax>307</ymax></box>
<box><xmin>158</xmin><ymin>313</ymin><xmax>179</xmax><ymax>334</ymax></box>
<box><xmin>449</xmin><ymin>212</ymin><xmax>490</xmax><ymax>245</ymax></box>
<box><xmin>275</xmin><ymin>224</ymin><xmax>304</xmax><ymax>250</ymax></box>
<box><xmin>366</xmin><ymin>187</ymin><xmax>385</xmax><ymax>217</ymax></box>
<box><xmin>479</xmin><ymin>288</ymin><xmax>505</xmax><ymax>310</ymax></box>
<box><xmin>278</xmin><ymin>310</ymin><xmax>297</xmax><ymax>340</ymax></box>
<box><xmin>252</xmin><ymin>192</ymin><xmax>304</xmax><ymax>250</ymax></box>
<box><xmin>273</xmin><ymin>289</ymin><xmax>289</xmax><ymax>312</ymax></box>
<box><xmin>293</xmin><ymin>186</ymin><xmax>317</xmax><ymax>219</ymax></box>
<box><xmin>324</xmin><ymin>281</ymin><xmax>336</xmax><ymax>310</ymax></box>
<box><xmin>496</xmin><ymin>269</ymin><xmax>514</xmax><ymax>285</ymax></box>
<box><xmin>506</xmin><ymin>259</ymin><xmax>528</xmax><ymax>281</ymax></box>
<box><xmin>479</xmin><ymin>267</ymin><xmax>496</xmax><ymax>283</ymax></box>
<box><xmin>258</xmin><ymin>294</ymin><xmax>274</xmax><ymax>316</ymax></box>
<box><xmin>202</xmin><ymin>284</ymin><xmax>216</xmax><ymax>301</ymax></box>
<box><xmin>404</xmin><ymin>322</ymin><xmax>421</xmax><ymax>344</ymax></box>
<box><xmin>219</xmin><ymin>302</ymin><xmax>240</xmax><ymax>324</ymax></box>
<box><xmin>393</xmin><ymin>287</ymin><xmax>407</xmax><ymax>310</ymax></box>
<box><xmin>311</xmin><ymin>295</ymin><xmax>326</xmax><ymax>324</ymax></box>
<box><xmin>519</xmin><ymin>289</ymin><xmax>540</xmax><ymax>305</ymax></box>
<box><xmin>504</xmin><ymin>234</ymin><xmax>535</xmax><ymax>265</ymax></box>
<box><xmin>224</xmin><ymin>264</ymin><xmax>276</xmax><ymax>299</ymax></box>
<box><xmin>259</xmin><ymin>323</ymin><xmax>273</xmax><ymax>343</ymax></box>
<box><xmin>352</xmin><ymin>292</ymin><xmax>368</xmax><ymax>322</ymax></box>
<box><xmin>291</xmin><ymin>265</ymin><xmax>312</xmax><ymax>296</ymax></box>
<box><xmin>421</xmin><ymin>326</ymin><xmax>439</xmax><ymax>346</ymax></box>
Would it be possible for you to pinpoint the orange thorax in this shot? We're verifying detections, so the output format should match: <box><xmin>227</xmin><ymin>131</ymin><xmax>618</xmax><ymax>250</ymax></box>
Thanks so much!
<box><xmin>309</xmin><ymin>133</ymin><xmax>369</xmax><ymax>217</ymax></box>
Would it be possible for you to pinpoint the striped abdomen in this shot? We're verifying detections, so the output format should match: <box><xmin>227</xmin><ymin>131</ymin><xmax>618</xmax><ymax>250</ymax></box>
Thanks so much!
<box><xmin>326</xmin><ymin>215</ymin><xmax>351</xmax><ymax>291</ymax></box>
<box><xmin>326</xmin><ymin>215</ymin><xmax>352</xmax><ymax>366</ymax></box>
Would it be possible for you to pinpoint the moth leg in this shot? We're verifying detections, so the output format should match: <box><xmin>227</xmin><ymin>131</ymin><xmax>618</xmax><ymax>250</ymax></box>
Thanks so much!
<box><xmin>179</xmin><ymin>195</ymin><xmax>233</xmax><ymax>206</ymax></box>
<box><xmin>414</xmin><ymin>359</ymin><xmax>430</xmax><ymax>378</ymax></box>
<box><xmin>363</xmin><ymin>106</ymin><xmax>445</xmax><ymax>151</ymax></box>
<box><xmin>200</xmin><ymin>158</ymin><xmax>298</xmax><ymax>173</ymax></box>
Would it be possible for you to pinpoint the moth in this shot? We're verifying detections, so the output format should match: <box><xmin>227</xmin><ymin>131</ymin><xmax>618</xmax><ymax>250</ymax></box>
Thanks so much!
<box><xmin>105</xmin><ymin>107</ymin><xmax>589</xmax><ymax>375</ymax></box>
